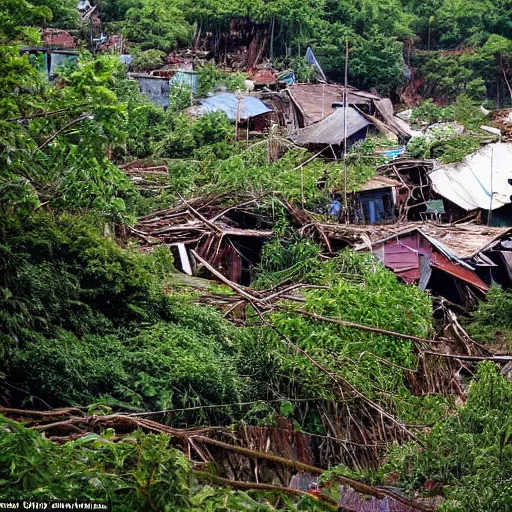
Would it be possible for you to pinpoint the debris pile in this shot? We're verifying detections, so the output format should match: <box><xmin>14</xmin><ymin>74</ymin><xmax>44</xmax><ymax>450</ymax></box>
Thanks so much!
<box><xmin>119</xmin><ymin>161</ymin><xmax>170</xmax><ymax>192</ymax></box>
<box><xmin>491</xmin><ymin>108</ymin><xmax>512</xmax><ymax>142</ymax></box>
<box><xmin>130</xmin><ymin>195</ymin><xmax>273</xmax><ymax>284</ymax></box>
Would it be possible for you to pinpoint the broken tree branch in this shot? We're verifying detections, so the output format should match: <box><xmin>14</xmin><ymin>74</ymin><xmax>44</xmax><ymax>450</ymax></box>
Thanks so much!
<box><xmin>423</xmin><ymin>351</ymin><xmax>512</xmax><ymax>362</ymax></box>
<box><xmin>276</xmin><ymin>306</ymin><xmax>443</xmax><ymax>345</ymax></box>
<box><xmin>191</xmin><ymin>249</ymin><xmax>261</xmax><ymax>303</ymax></box>
<box><xmin>194</xmin><ymin>472</ymin><xmax>339</xmax><ymax>510</ymax></box>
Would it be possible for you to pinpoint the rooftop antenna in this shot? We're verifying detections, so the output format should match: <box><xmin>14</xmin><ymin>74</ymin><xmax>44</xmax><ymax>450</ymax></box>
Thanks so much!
<box><xmin>343</xmin><ymin>38</ymin><xmax>349</xmax><ymax>214</ymax></box>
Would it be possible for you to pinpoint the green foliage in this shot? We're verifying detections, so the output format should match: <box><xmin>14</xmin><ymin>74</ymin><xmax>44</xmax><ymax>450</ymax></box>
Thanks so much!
<box><xmin>412</xmin><ymin>50</ymin><xmax>495</xmax><ymax>102</ymax></box>
<box><xmin>156</xmin><ymin>112</ymin><xmax>232</xmax><ymax>159</ymax></box>
<box><xmin>273</xmin><ymin>55</ymin><xmax>314</xmax><ymax>83</ymax></box>
<box><xmin>452</xmin><ymin>94</ymin><xmax>487</xmax><ymax>131</ymax></box>
<box><xmin>410</xmin><ymin>100</ymin><xmax>455</xmax><ymax>126</ymax></box>
<box><xmin>99</xmin><ymin>0</ymin><xmax>140</xmax><ymax>23</ymax></box>
<box><xmin>244</xmin><ymin>242</ymin><xmax>440</xmax><ymax>429</ymax></box>
<box><xmin>196</xmin><ymin>64</ymin><xmax>246</xmax><ymax>96</ymax></box>
<box><xmin>348</xmin><ymin>32</ymin><xmax>406</xmax><ymax>94</ymax></box>
<box><xmin>465</xmin><ymin>285</ymin><xmax>512</xmax><ymax>348</ymax></box>
<box><xmin>375</xmin><ymin>362</ymin><xmax>512</xmax><ymax>511</ymax></box>
<box><xmin>30</xmin><ymin>0</ymin><xmax>78</xmax><ymax>28</ymax></box>
<box><xmin>123</xmin><ymin>0</ymin><xmax>192</xmax><ymax>52</ymax></box>
<box><xmin>430</xmin><ymin>135</ymin><xmax>482</xmax><ymax>163</ymax></box>
<box><xmin>112</xmin><ymin>78</ymin><xmax>170</xmax><ymax>160</ymax></box>
<box><xmin>1</xmin><ymin>416</ymin><xmax>322</xmax><ymax>511</ymax></box>
<box><xmin>130</xmin><ymin>49</ymin><xmax>166</xmax><ymax>72</ymax></box>
<box><xmin>316</xmin><ymin>30</ymin><xmax>406</xmax><ymax>94</ymax></box>
<box><xmin>0</xmin><ymin>213</ymin><xmax>251</xmax><ymax>413</ymax></box>
<box><xmin>0</xmin><ymin>48</ymin><xmax>137</xmax><ymax>220</ymax></box>
<box><xmin>407</xmin><ymin>97</ymin><xmax>486</xmax><ymax>162</ymax></box>
<box><xmin>407</xmin><ymin>134</ymin><xmax>482</xmax><ymax>163</ymax></box>
<box><xmin>0</xmin><ymin>0</ymin><xmax>51</xmax><ymax>42</ymax></box>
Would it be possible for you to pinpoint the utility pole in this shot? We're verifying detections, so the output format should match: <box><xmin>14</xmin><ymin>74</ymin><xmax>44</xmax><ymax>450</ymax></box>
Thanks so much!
<box><xmin>235</xmin><ymin>89</ymin><xmax>242</xmax><ymax>141</ymax></box>
<box><xmin>343</xmin><ymin>38</ymin><xmax>349</xmax><ymax>214</ymax></box>
<box><xmin>488</xmin><ymin>147</ymin><xmax>494</xmax><ymax>226</ymax></box>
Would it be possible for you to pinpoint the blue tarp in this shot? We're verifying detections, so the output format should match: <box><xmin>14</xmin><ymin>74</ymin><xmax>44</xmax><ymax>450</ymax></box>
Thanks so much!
<box><xmin>198</xmin><ymin>93</ymin><xmax>272</xmax><ymax>121</ymax></box>
<box><xmin>170</xmin><ymin>71</ymin><xmax>199</xmax><ymax>93</ymax></box>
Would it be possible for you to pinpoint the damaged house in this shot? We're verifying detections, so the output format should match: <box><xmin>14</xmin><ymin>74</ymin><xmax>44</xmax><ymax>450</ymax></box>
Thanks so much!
<box><xmin>130</xmin><ymin>197</ymin><xmax>273</xmax><ymax>285</ymax></box>
<box><xmin>428</xmin><ymin>142</ymin><xmax>512</xmax><ymax>226</ymax></box>
<box><xmin>373</xmin><ymin>143</ymin><xmax>512</xmax><ymax>226</ymax></box>
<box><xmin>21</xmin><ymin>29</ymin><xmax>77</xmax><ymax>80</ymax></box>
<box><xmin>349</xmin><ymin>176</ymin><xmax>403</xmax><ymax>224</ymax></box>
<box><xmin>262</xmin><ymin>83</ymin><xmax>413</xmax><ymax>154</ymax></box>
<box><xmin>352</xmin><ymin>223</ymin><xmax>512</xmax><ymax>306</ymax></box>
<box><xmin>291</xmin><ymin>105</ymin><xmax>376</xmax><ymax>151</ymax></box>
<box><xmin>128</xmin><ymin>73</ymin><xmax>171</xmax><ymax>109</ymax></box>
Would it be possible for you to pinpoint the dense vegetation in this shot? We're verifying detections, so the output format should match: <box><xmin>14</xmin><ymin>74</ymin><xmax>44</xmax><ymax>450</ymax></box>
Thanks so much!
<box><xmin>2</xmin><ymin>0</ymin><xmax>512</xmax><ymax>510</ymax></box>
<box><xmin>15</xmin><ymin>0</ymin><xmax>512</xmax><ymax>101</ymax></box>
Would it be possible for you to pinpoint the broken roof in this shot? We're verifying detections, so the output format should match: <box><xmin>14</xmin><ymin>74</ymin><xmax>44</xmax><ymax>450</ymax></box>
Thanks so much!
<box><xmin>351</xmin><ymin>222</ymin><xmax>512</xmax><ymax>259</ymax></box>
<box><xmin>359</xmin><ymin>176</ymin><xmax>402</xmax><ymax>191</ymax></box>
<box><xmin>41</xmin><ymin>29</ymin><xmax>75</xmax><ymax>48</ymax></box>
<box><xmin>291</xmin><ymin>107</ymin><xmax>372</xmax><ymax>146</ymax></box>
<box><xmin>369</xmin><ymin>228</ymin><xmax>489</xmax><ymax>293</ymax></box>
<box><xmin>285</xmin><ymin>83</ymin><xmax>379</xmax><ymax>125</ymax></box>
<box><xmin>372</xmin><ymin>99</ymin><xmax>414</xmax><ymax>138</ymax></box>
<box><xmin>191</xmin><ymin>93</ymin><xmax>272</xmax><ymax>121</ymax></box>
<box><xmin>428</xmin><ymin>143</ymin><xmax>512</xmax><ymax>211</ymax></box>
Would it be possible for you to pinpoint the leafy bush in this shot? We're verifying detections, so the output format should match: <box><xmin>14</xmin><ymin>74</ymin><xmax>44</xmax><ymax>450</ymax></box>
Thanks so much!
<box><xmin>465</xmin><ymin>285</ymin><xmax>512</xmax><ymax>348</ymax></box>
<box><xmin>130</xmin><ymin>49</ymin><xmax>166</xmax><ymax>72</ymax></box>
<box><xmin>0</xmin><ymin>213</ymin><xmax>250</xmax><ymax>413</ymax></box>
<box><xmin>452</xmin><ymin>94</ymin><xmax>487</xmax><ymax>131</ymax></box>
<box><xmin>112</xmin><ymin>78</ymin><xmax>170</xmax><ymax>160</ymax></box>
<box><xmin>376</xmin><ymin>362</ymin><xmax>512</xmax><ymax>511</ymax></box>
<box><xmin>430</xmin><ymin>135</ymin><xmax>482</xmax><ymax>163</ymax></box>
<box><xmin>272</xmin><ymin>55</ymin><xmax>314</xmax><ymax>82</ymax></box>
<box><xmin>196</xmin><ymin>64</ymin><xmax>246</xmax><ymax>96</ymax></box>
<box><xmin>156</xmin><ymin>112</ymin><xmax>232</xmax><ymax>159</ymax></box>
<box><xmin>410</xmin><ymin>99</ymin><xmax>455</xmax><ymax>126</ymax></box>
<box><xmin>1</xmin><ymin>416</ymin><xmax>311</xmax><ymax>511</ymax></box>
<box><xmin>243</xmin><ymin>243</ymin><xmax>439</xmax><ymax>430</ymax></box>
<box><xmin>123</xmin><ymin>0</ymin><xmax>191</xmax><ymax>52</ymax></box>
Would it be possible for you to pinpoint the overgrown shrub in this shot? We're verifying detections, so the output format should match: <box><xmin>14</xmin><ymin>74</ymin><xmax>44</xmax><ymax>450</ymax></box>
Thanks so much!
<box><xmin>0</xmin><ymin>213</ymin><xmax>249</xmax><ymax>413</ymax></box>
<box><xmin>465</xmin><ymin>285</ymin><xmax>512</xmax><ymax>348</ymax></box>
<box><xmin>196</xmin><ymin>64</ymin><xmax>246</xmax><ymax>96</ymax></box>
<box><xmin>242</xmin><ymin>243</ymin><xmax>440</xmax><ymax>430</ymax></box>
<box><xmin>410</xmin><ymin>99</ymin><xmax>455</xmax><ymax>126</ymax></box>
<box><xmin>130</xmin><ymin>48</ymin><xmax>166</xmax><ymax>72</ymax></box>
<box><xmin>1</xmin><ymin>416</ymin><xmax>316</xmax><ymax>510</ymax></box>
<box><xmin>375</xmin><ymin>362</ymin><xmax>512</xmax><ymax>511</ymax></box>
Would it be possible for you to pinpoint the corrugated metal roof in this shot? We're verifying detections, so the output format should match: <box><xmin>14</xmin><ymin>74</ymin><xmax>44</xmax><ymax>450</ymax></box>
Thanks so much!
<box><xmin>360</xmin><ymin>223</ymin><xmax>512</xmax><ymax>259</ymax></box>
<box><xmin>360</xmin><ymin>176</ymin><xmax>402</xmax><ymax>191</ymax></box>
<box><xmin>291</xmin><ymin>107</ymin><xmax>372</xmax><ymax>146</ymax></box>
<box><xmin>428</xmin><ymin>143</ymin><xmax>512</xmax><ymax>211</ymax></box>
<box><xmin>286</xmin><ymin>83</ymin><xmax>378</xmax><ymax>125</ymax></box>
<box><xmin>371</xmin><ymin>230</ymin><xmax>489</xmax><ymax>292</ymax></box>
<box><xmin>193</xmin><ymin>93</ymin><xmax>272</xmax><ymax>121</ymax></box>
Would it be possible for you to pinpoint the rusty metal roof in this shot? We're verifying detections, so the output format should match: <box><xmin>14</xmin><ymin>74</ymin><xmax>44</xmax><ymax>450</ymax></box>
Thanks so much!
<box><xmin>41</xmin><ymin>29</ymin><xmax>75</xmax><ymax>48</ymax></box>
<box><xmin>359</xmin><ymin>176</ymin><xmax>402</xmax><ymax>191</ymax></box>
<box><xmin>285</xmin><ymin>83</ymin><xmax>379</xmax><ymax>125</ymax></box>
<box><xmin>352</xmin><ymin>222</ymin><xmax>512</xmax><ymax>259</ymax></box>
